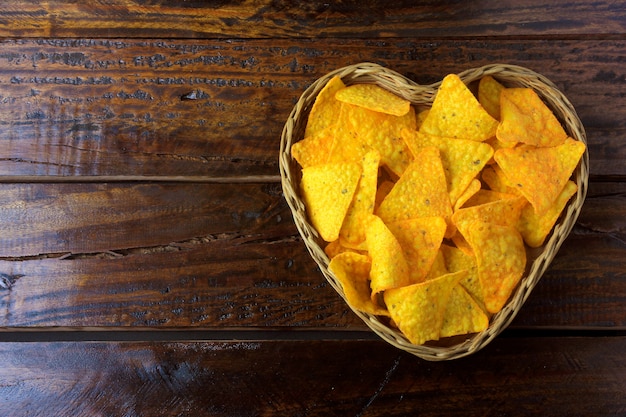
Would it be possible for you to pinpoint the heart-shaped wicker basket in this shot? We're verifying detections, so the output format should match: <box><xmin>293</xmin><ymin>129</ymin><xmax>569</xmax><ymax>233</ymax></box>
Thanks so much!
<box><xmin>279</xmin><ymin>62</ymin><xmax>589</xmax><ymax>361</ymax></box>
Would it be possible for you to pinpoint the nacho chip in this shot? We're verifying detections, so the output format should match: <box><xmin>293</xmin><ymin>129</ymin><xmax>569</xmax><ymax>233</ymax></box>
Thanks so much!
<box><xmin>291</xmin><ymin>126</ymin><xmax>335</xmax><ymax>168</ymax></box>
<box><xmin>416</xmin><ymin>108</ymin><xmax>430</xmax><ymax>129</ymax></box>
<box><xmin>494</xmin><ymin>137</ymin><xmax>586</xmax><ymax>215</ymax></box>
<box><xmin>329</xmin><ymin>251</ymin><xmax>389</xmax><ymax>316</ymax></box>
<box><xmin>478</xmin><ymin>75</ymin><xmax>506</xmax><ymax>120</ymax></box>
<box><xmin>402</xmin><ymin>129</ymin><xmax>494</xmax><ymax>206</ymax></box>
<box><xmin>452</xmin><ymin>193</ymin><xmax>527</xmax><ymax>239</ymax></box>
<box><xmin>497</xmin><ymin>88</ymin><xmax>568</xmax><ymax>147</ymax></box>
<box><xmin>305</xmin><ymin>75</ymin><xmax>345</xmax><ymax>138</ymax></box>
<box><xmin>441</xmin><ymin>243</ymin><xmax>485</xmax><ymax>312</ymax></box>
<box><xmin>366</xmin><ymin>215</ymin><xmax>410</xmax><ymax>299</ymax></box>
<box><xmin>384</xmin><ymin>270</ymin><xmax>465</xmax><ymax>345</ymax></box>
<box><xmin>334</xmin><ymin>103</ymin><xmax>415</xmax><ymax>176</ymax></box>
<box><xmin>387</xmin><ymin>217</ymin><xmax>447</xmax><ymax>284</ymax></box>
<box><xmin>518</xmin><ymin>180</ymin><xmax>578</xmax><ymax>248</ymax></box>
<box><xmin>481</xmin><ymin>164</ymin><xmax>521</xmax><ymax>195</ymax></box>
<box><xmin>420</xmin><ymin>74</ymin><xmax>499</xmax><ymax>142</ymax></box>
<box><xmin>375</xmin><ymin>180</ymin><xmax>395</xmax><ymax>212</ymax></box>
<box><xmin>340</xmin><ymin>150</ymin><xmax>381</xmax><ymax>247</ymax></box>
<box><xmin>301</xmin><ymin>162</ymin><xmax>362</xmax><ymax>242</ymax></box>
<box><xmin>466</xmin><ymin>220</ymin><xmax>526</xmax><ymax>314</ymax></box>
<box><xmin>454</xmin><ymin>178</ymin><xmax>482</xmax><ymax>211</ymax></box>
<box><xmin>426</xmin><ymin>249</ymin><xmax>448</xmax><ymax>280</ymax></box>
<box><xmin>335</xmin><ymin>83</ymin><xmax>411</xmax><ymax>116</ymax></box>
<box><xmin>377</xmin><ymin>146</ymin><xmax>452</xmax><ymax>224</ymax></box>
<box><xmin>327</xmin><ymin>103</ymin><xmax>375</xmax><ymax>165</ymax></box>
<box><xmin>440</xmin><ymin>285</ymin><xmax>489</xmax><ymax>338</ymax></box>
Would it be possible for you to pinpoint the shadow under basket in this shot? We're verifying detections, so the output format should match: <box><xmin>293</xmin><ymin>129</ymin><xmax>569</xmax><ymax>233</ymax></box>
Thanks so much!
<box><xmin>279</xmin><ymin>62</ymin><xmax>589</xmax><ymax>361</ymax></box>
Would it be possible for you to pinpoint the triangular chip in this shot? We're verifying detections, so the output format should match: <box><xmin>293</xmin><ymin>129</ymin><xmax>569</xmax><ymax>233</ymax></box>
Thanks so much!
<box><xmin>327</xmin><ymin>103</ymin><xmax>375</xmax><ymax>165</ymax></box>
<box><xmin>377</xmin><ymin>146</ymin><xmax>452</xmax><ymax>224</ymax></box>
<box><xmin>452</xmin><ymin>193</ymin><xmax>527</xmax><ymax>239</ymax></box>
<box><xmin>335</xmin><ymin>83</ymin><xmax>411</xmax><ymax>116</ymax></box>
<box><xmin>339</xmin><ymin>150</ymin><xmax>381</xmax><ymax>247</ymax></box>
<box><xmin>300</xmin><ymin>162</ymin><xmax>361</xmax><ymax>242</ymax></box>
<box><xmin>481</xmin><ymin>164</ymin><xmax>521</xmax><ymax>195</ymax></box>
<box><xmin>478</xmin><ymin>75</ymin><xmax>506</xmax><ymax>120</ymax></box>
<box><xmin>494</xmin><ymin>137</ymin><xmax>586</xmax><ymax>215</ymax></box>
<box><xmin>518</xmin><ymin>180</ymin><xmax>578</xmax><ymax>248</ymax></box>
<box><xmin>496</xmin><ymin>88</ymin><xmax>568</xmax><ymax>147</ymax></box>
<box><xmin>454</xmin><ymin>178</ymin><xmax>482</xmax><ymax>211</ymax></box>
<box><xmin>334</xmin><ymin>103</ymin><xmax>415</xmax><ymax>176</ymax></box>
<box><xmin>441</xmin><ymin>243</ymin><xmax>486</xmax><ymax>312</ymax></box>
<box><xmin>426</xmin><ymin>249</ymin><xmax>448</xmax><ymax>280</ymax></box>
<box><xmin>440</xmin><ymin>285</ymin><xmax>489</xmax><ymax>338</ymax></box>
<box><xmin>387</xmin><ymin>217</ymin><xmax>447</xmax><ymax>284</ymax></box>
<box><xmin>305</xmin><ymin>75</ymin><xmax>345</xmax><ymax>138</ymax></box>
<box><xmin>402</xmin><ymin>129</ymin><xmax>494</xmax><ymax>206</ymax></box>
<box><xmin>384</xmin><ymin>270</ymin><xmax>465</xmax><ymax>345</ymax></box>
<box><xmin>420</xmin><ymin>74</ymin><xmax>499</xmax><ymax>142</ymax></box>
<box><xmin>466</xmin><ymin>221</ymin><xmax>526</xmax><ymax>314</ymax></box>
<box><xmin>366</xmin><ymin>215</ymin><xmax>410</xmax><ymax>300</ymax></box>
<box><xmin>291</xmin><ymin>126</ymin><xmax>335</xmax><ymax>168</ymax></box>
<box><xmin>328</xmin><ymin>251</ymin><xmax>389</xmax><ymax>316</ymax></box>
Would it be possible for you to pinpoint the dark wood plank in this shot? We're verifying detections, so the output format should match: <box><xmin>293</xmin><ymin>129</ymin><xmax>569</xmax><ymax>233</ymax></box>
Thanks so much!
<box><xmin>0</xmin><ymin>38</ymin><xmax>623</xmax><ymax>178</ymax></box>
<box><xmin>0</xmin><ymin>1</ymin><xmax>624</xmax><ymax>39</ymax></box>
<box><xmin>0</xmin><ymin>338</ymin><xmax>623</xmax><ymax>417</ymax></box>
<box><xmin>0</xmin><ymin>181</ymin><xmax>624</xmax><ymax>329</ymax></box>
<box><xmin>0</xmin><ymin>182</ymin><xmax>290</xmax><ymax>257</ymax></box>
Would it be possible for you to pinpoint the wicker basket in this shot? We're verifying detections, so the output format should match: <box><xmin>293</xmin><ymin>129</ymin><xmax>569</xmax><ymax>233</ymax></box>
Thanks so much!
<box><xmin>279</xmin><ymin>62</ymin><xmax>589</xmax><ymax>361</ymax></box>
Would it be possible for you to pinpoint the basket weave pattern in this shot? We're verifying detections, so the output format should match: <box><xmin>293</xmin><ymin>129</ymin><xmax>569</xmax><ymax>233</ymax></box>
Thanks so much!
<box><xmin>279</xmin><ymin>63</ymin><xmax>589</xmax><ymax>361</ymax></box>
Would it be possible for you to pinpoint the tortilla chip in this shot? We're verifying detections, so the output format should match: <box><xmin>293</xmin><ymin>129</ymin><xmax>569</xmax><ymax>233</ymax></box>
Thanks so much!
<box><xmin>335</xmin><ymin>83</ymin><xmax>411</xmax><ymax>116</ymax></box>
<box><xmin>387</xmin><ymin>217</ymin><xmax>447</xmax><ymax>284</ymax></box>
<box><xmin>440</xmin><ymin>285</ymin><xmax>490</xmax><ymax>338</ymax></box>
<box><xmin>454</xmin><ymin>178</ymin><xmax>482</xmax><ymax>211</ymax></box>
<box><xmin>384</xmin><ymin>270</ymin><xmax>465</xmax><ymax>345</ymax></box>
<box><xmin>497</xmin><ymin>88</ymin><xmax>568</xmax><ymax>147</ymax></box>
<box><xmin>494</xmin><ymin>137</ymin><xmax>586</xmax><ymax>215</ymax></box>
<box><xmin>291</xmin><ymin>126</ymin><xmax>335</xmax><ymax>168</ymax></box>
<box><xmin>402</xmin><ymin>129</ymin><xmax>494</xmax><ymax>206</ymax></box>
<box><xmin>377</xmin><ymin>146</ymin><xmax>452</xmax><ymax>224</ymax></box>
<box><xmin>420</xmin><ymin>74</ymin><xmax>499</xmax><ymax>142</ymax></box>
<box><xmin>366</xmin><ymin>215</ymin><xmax>410</xmax><ymax>299</ymax></box>
<box><xmin>301</xmin><ymin>162</ymin><xmax>362</xmax><ymax>242</ymax></box>
<box><xmin>478</xmin><ymin>75</ymin><xmax>506</xmax><ymax>120</ymax></box>
<box><xmin>466</xmin><ymin>220</ymin><xmax>526</xmax><ymax>314</ymax></box>
<box><xmin>328</xmin><ymin>251</ymin><xmax>389</xmax><ymax>316</ymax></box>
<box><xmin>426</xmin><ymin>249</ymin><xmax>448</xmax><ymax>280</ymax></box>
<box><xmin>441</xmin><ymin>243</ymin><xmax>485</xmax><ymax>312</ymax></box>
<box><xmin>518</xmin><ymin>180</ymin><xmax>578</xmax><ymax>248</ymax></box>
<box><xmin>305</xmin><ymin>75</ymin><xmax>345</xmax><ymax>138</ymax></box>
<box><xmin>481</xmin><ymin>164</ymin><xmax>521</xmax><ymax>195</ymax></box>
<box><xmin>340</xmin><ymin>150</ymin><xmax>381</xmax><ymax>247</ymax></box>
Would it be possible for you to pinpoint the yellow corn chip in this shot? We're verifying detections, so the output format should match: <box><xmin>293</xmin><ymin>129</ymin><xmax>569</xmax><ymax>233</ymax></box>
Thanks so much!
<box><xmin>441</xmin><ymin>243</ymin><xmax>486</xmax><ymax>312</ymax></box>
<box><xmin>466</xmin><ymin>220</ymin><xmax>526</xmax><ymax>314</ymax></box>
<box><xmin>387</xmin><ymin>217</ymin><xmax>447</xmax><ymax>284</ymax></box>
<box><xmin>374</xmin><ymin>180</ymin><xmax>395</xmax><ymax>212</ymax></box>
<box><xmin>340</xmin><ymin>150</ymin><xmax>381</xmax><ymax>247</ymax></box>
<box><xmin>377</xmin><ymin>146</ymin><xmax>452</xmax><ymax>224</ymax></box>
<box><xmin>420</xmin><ymin>74</ymin><xmax>499</xmax><ymax>142</ymax></box>
<box><xmin>416</xmin><ymin>108</ymin><xmax>430</xmax><ymax>129</ymax></box>
<box><xmin>291</xmin><ymin>126</ymin><xmax>335</xmax><ymax>168</ymax></box>
<box><xmin>327</xmin><ymin>103</ymin><xmax>375</xmax><ymax>165</ymax></box>
<box><xmin>301</xmin><ymin>162</ymin><xmax>362</xmax><ymax>242</ymax></box>
<box><xmin>335</xmin><ymin>83</ymin><xmax>411</xmax><ymax>116</ymax></box>
<box><xmin>452</xmin><ymin>193</ymin><xmax>527</xmax><ymax>239</ymax></box>
<box><xmin>454</xmin><ymin>178</ymin><xmax>482</xmax><ymax>211</ymax></box>
<box><xmin>402</xmin><ymin>129</ymin><xmax>494</xmax><ymax>206</ymax></box>
<box><xmin>518</xmin><ymin>180</ymin><xmax>578</xmax><ymax>248</ymax></box>
<box><xmin>384</xmin><ymin>270</ymin><xmax>465</xmax><ymax>345</ymax></box>
<box><xmin>481</xmin><ymin>165</ymin><xmax>521</xmax><ymax>195</ymax></box>
<box><xmin>426</xmin><ymin>249</ymin><xmax>448</xmax><ymax>280</ymax></box>
<box><xmin>478</xmin><ymin>75</ymin><xmax>506</xmax><ymax>120</ymax></box>
<box><xmin>496</xmin><ymin>88</ymin><xmax>568</xmax><ymax>147</ymax></box>
<box><xmin>494</xmin><ymin>137</ymin><xmax>586</xmax><ymax>215</ymax></box>
<box><xmin>366</xmin><ymin>215</ymin><xmax>410</xmax><ymax>300</ymax></box>
<box><xmin>440</xmin><ymin>285</ymin><xmax>490</xmax><ymax>338</ymax></box>
<box><xmin>328</xmin><ymin>251</ymin><xmax>389</xmax><ymax>316</ymax></box>
<box><xmin>305</xmin><ymin>75</ymin><xmax>345</xmax><ymax>138</ymax></box>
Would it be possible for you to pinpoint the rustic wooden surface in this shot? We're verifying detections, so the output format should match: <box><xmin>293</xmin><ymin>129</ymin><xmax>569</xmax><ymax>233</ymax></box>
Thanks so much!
<box><xmin>0</xmin><ymin>1</ymin><xmax>624</xmax><ymax>416</ymax></box>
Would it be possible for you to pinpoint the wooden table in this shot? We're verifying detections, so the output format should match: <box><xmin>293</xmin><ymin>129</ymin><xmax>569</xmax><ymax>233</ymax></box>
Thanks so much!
<box><xmin>0</xmin><ymin>2</ymin><xmax>624</xmax><ymax>416</ymax></box>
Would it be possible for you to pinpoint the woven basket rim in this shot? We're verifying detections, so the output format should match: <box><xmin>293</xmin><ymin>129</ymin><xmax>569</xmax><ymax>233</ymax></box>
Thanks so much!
<box><xmin>279</xmin><ymin>62</ymin><xmax>589</xmax><ymax>361</ymax></box>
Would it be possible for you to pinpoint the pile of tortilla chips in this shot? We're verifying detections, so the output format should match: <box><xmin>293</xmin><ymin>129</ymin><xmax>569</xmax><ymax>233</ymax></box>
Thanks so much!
<box><xmin>292</xmin><ymin>72</ymin><xmax>585</xmax><ymax>346</ymax></box>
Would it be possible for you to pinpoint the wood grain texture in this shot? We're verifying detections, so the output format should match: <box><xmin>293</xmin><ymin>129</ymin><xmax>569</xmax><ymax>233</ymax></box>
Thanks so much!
<box><xmin>0</xmin><ymin>1</ymin><xmax>624</xmax><ymax>40</ymax></box>
<box><xmin>0</xmin><ymin>38</ymin><xmax>623</xmax><ymax>178</ymax></box>
<box><xmin>0</xmin><ymin>338</ymin><xmax>624</xmax><ymax>417</ymax></box>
